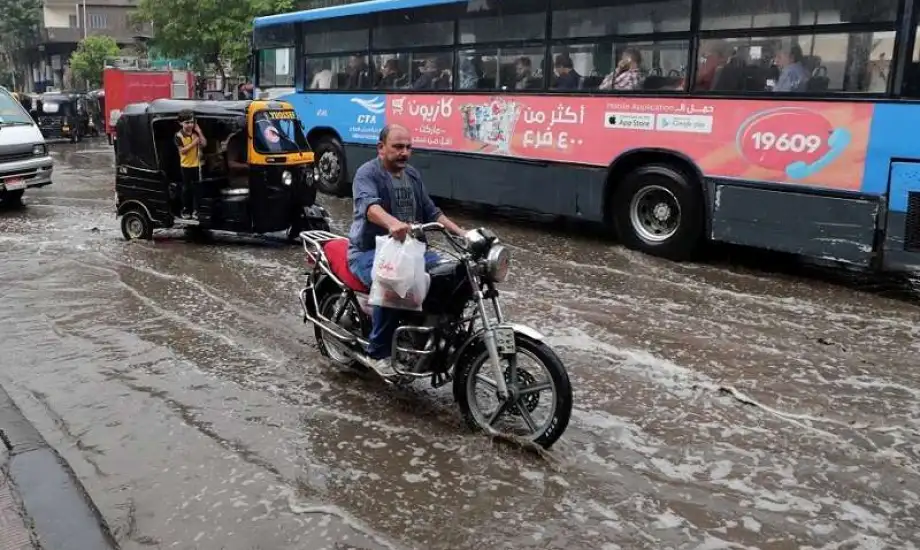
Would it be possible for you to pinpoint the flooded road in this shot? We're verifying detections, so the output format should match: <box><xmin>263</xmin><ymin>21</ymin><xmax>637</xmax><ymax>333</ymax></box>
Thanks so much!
<box><xmin>1</xmin><ymin>141</ymin><xmax>919</xmax><ymax>550</ymax></box>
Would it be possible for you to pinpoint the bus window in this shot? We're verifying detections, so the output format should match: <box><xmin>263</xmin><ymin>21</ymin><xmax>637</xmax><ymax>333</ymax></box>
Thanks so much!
<box><xmin>550</xmin><ymin>41</ymin><xmax>689</xmax><ymax>91</ymax></box>
<box><xmin>698</xmin><ymin>32</ymin><xmax>894</xmax><ymax>94</ymax></box>
<box><xmin>371</xmin><ymin>52</ymin><xmax>452</xmax><ymax>90</ymax></box>
<box><xmin>700</xmin><ymin>0</ymin><xmax>898</xmax><ymax>31</ymax></box>
<box><xmin>459</xmin><ymin>0</ymin><xmax>545</xmax><ymax>44</ymax></box>
<box><xmin>306</xmin><ymin>54</ymin><xmax>375</xmax><ymax>90</ymax></box>
<box><xmin>302</xmin><ymin>23</ymin><xmax>369</xmax><ymax>55</ymax></box>
<box><xmin>258</xmin><ymin>48</ymin><xmax>295</xmax><ymax>88</ymax></box>
<box><xmin>372</xmin><ymin>6</ymin><xmax>455</xmax><ymax>49</ymax></box>
<box><xmin>550</xmin><ymin>0</ymin><xmax>691</xmax><ymax>39</ymax></box>
<box><xmin>456</xmin><ymin>47</ymin><xmax>545</xmax><ymax>91</ymax></box>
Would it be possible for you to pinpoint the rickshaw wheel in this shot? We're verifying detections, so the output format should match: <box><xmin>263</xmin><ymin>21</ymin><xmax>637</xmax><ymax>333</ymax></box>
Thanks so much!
<box><xmin>121</xmin><ymin>209</ymin><xmax>153</xmax><ymax>241</ymax></box>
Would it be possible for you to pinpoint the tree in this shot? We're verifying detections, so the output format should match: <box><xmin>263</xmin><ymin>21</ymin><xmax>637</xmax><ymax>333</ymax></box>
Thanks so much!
<box><xmin>69</xmin><ymin>36</ymin><xmax>121</xmax><ymax>89</ymax></box>
<box><xmin>134</xmin><ymin>0</ymin><xmax>292</xmax><ymax>86</ymax></box>
<box><xmin>0</xmin><ymin>0</ymin><xmax>41</xmax><ymax>90</ymax></box>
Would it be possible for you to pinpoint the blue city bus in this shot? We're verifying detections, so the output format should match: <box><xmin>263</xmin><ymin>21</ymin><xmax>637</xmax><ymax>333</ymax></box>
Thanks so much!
<box><xmin>253</xmin><ymin>0</ymin><xmax>920</xmax><ymax>273</ymax></box>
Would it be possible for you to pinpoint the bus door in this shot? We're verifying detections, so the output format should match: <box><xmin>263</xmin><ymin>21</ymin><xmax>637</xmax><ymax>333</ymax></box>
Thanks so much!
<box><xmin>882</xmin><ymin>7</ymin><xmax>920</xmax><ymax>272</ymax></box>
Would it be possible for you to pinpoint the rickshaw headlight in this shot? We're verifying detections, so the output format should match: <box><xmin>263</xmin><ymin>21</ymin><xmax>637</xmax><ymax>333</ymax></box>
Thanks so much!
<box><xmin>282</xmin><ymin>170</ymin><xmax>293</xmax><ymax>186</ymax></box>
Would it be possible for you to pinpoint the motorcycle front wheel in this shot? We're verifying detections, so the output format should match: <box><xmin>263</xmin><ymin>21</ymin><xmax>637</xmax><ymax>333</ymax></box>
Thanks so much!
<box><xmin>454</xmin><ymin>334</ymin><xmax>572</xmax><ymax>449</ymax></box>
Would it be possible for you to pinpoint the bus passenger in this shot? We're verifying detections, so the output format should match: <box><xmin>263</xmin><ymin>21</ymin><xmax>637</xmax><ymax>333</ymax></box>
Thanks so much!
<box><xmin>773</xmin><ymin>44</ymin><xmax>810</xmax><ymax>92</ymax></box>
<box><xmin>379</xmin><ymin>59</ymin><xmax>403</xmax><ymax>89</ymax></box>
<box><xmin>552</xmin><ymin>54</ymin><xmax>580</xmax><ymax>90</ymax></box>
<box><xmin>600</xmin><ymin>48</ymin><xmax>646</xmax><ymax>91</ymax></box>
<box><xmin>345</xmin><ymin>56</ymin><xmax>373</xmax><ymax>89</ymax></box>
<box><xmin>514</xmin><ymin>57</ymin><xmax>540</xmax><ymax>90</ymax></box>
<box><xmin>309</xmin><ymin>59</ymin><xmax>333</xmax><ymax>89</ymax></box>
<box><xmin>696</xmin><ymin>40</ymin><xmax>731</xmax><ymax>91</ymax></box>
<box><xmin>458</xmin><ymin>56</ymin><xmax>482</xmax><ymax>89</ymax></box>
<box><xmin>412</xmin><ymin>59</ymin><xmax>451</xmax><ymax>90</ymax></box>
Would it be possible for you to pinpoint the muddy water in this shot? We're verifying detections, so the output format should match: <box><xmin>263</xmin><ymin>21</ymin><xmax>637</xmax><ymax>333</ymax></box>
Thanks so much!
<box><xmin>0</xmin><ymin>142</ymin><xmax>918</xmax><ymax>550</ymax></box>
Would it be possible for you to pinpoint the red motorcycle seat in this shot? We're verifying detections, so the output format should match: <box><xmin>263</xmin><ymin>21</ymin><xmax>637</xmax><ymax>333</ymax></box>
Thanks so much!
<box><xmin>322</xmin><ymin>238</ymin><xmax>370</xmax><ymax>293</ymax></box>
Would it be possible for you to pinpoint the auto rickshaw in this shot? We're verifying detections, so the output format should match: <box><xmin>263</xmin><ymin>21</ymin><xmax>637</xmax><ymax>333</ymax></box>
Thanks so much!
<box><xmin>114</xmin><ymin>99</ymin><xmax>332</xmax><ymax>241</ymax></box>
<box><xmin>36</xmin><ymin>92</ymin><xmax>90</xmax><ymax>142</ymax></box>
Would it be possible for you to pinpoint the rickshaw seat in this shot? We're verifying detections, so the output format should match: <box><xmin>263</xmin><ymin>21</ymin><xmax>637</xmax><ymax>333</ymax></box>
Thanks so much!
<box><xmin>322</xmin><ymin>238</ymin><xmax>369</xmax><ymax>293</ymax></box>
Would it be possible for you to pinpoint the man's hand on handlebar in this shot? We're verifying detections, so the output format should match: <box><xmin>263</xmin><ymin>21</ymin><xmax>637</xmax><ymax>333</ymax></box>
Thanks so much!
<box><xmin>389</xmin><ymin>220</ymin><xmax>412</xmax><ymax>241</ymax></box>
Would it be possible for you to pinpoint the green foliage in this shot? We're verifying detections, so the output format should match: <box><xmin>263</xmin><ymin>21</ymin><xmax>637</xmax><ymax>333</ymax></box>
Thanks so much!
<box><xmin>134</xmin><ymin>0</ymin><xmax>293</xmax><ymax>77</ymax></box>
<box><xmin>0</xmin><ymin>0</ymin><xmax>41</xmax><ymax>86</ymax></box>
<box><xmin>0</xmin><ymin>0</ymin><xmax>41</xmax><ymax>53</ymax></box>
<box><xmin>69</xmin><ymin>36</ymin><xmax>121</xmax><ymax>88</ymax></box>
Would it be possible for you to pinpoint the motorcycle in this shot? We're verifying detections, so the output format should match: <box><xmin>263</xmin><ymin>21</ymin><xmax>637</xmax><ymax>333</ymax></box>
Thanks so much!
<box><xmin>298</xmin><ymin>222</ymin><xmax>573</xmax><ymax>449</ymax></box>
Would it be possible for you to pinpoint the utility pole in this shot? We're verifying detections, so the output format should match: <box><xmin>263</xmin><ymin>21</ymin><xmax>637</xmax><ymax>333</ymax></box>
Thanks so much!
<box><xmin>83</xmin><ymin>0</ymin><xmax>88</xmax><ymax>90</ymax></box>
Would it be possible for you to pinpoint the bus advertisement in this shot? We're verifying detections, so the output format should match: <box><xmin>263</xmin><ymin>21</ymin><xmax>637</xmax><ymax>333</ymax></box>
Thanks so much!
<box><xmin>252</xmin><ymin>0</ymin><xmax>920</xmax><ymax>274</ymax></box>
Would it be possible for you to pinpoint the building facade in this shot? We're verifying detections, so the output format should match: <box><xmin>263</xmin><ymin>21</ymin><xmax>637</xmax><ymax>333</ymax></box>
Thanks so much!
<box><xmin>34</xmin><ymin>0</ymin><xmax>149</xmax><ymax>91</ymax></box>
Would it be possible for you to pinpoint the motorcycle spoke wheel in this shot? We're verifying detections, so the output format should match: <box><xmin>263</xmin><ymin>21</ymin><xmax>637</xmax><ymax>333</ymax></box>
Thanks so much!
<box><xmin>461</xmin><ymin>343</ymin><xmax>568</xmax><ymax>447</ymax></box>
<box><xmin>317</xmin><ymin>293</ymin><xmax>357</xmax><ymax>366</ymax></box>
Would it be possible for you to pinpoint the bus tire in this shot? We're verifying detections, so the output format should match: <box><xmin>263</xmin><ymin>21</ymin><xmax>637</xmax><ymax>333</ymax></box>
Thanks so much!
<box><xmin>612</xmin><ymin>164</ymin><xmax>703</xmax><ymax>261</ymax></box>
<box><xmin>314</xmin><ymin>136</ymin><xmax>348</xmax><ymax>196</ymax></box>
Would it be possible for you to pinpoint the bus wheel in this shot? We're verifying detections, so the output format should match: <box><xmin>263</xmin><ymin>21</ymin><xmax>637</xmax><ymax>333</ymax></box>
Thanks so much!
<box><xmin>314</xmin><ymin>136</ymin><xmax>348</xmax><ymax>196</ymax></box>
<box><xmin>612</xmin><ymin>164</ymin><xmax>703</xmax><ymax>261</ymax></box>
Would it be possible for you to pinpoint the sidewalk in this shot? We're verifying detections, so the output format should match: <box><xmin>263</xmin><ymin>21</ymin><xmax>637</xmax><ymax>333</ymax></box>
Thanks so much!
<box><xmin>0</xmin><ymin>385</ymin><xmax>118</xmax><ymax>550</ymax></box>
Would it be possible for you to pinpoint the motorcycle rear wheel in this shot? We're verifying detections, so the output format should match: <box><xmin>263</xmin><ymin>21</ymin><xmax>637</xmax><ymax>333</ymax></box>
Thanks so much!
<box><xmin>454</xmin><ymin>334</ymin><xmax>572</xmax><ymax>449</ymax></box>
<box><xmin>314</xmin><ymin>291</ymin><xmax>361</xmax><ymax>369</ymax></box>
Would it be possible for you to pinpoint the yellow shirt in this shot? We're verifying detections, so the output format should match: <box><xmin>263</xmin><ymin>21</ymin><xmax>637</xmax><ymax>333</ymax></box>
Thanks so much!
<box><xmin>174</xmin><ymin>132</ymin><xmax>200</xmax><ymax>168</ymax></box>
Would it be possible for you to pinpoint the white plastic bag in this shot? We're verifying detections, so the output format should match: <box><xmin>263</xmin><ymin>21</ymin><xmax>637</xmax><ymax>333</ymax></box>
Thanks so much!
<box><xmin>369</xmin><ymin>235</ymin><xmax>430</xmax><ymax>311</ymax></box>
<box><xmin>372</xmin><ymin>235</ymin><xmax>425</xmax><ymax>298</ymax></box>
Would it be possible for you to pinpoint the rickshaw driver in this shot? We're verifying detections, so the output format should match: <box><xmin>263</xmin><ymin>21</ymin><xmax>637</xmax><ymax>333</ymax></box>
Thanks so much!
<box><xmin>223</xmin><ymin>128</ymin><xmax>248</xmax><ymax>188</ymax></box>
<box><xmin>347</xmin><ymin>123</ymin><xmax>466</xmax><ymax>378</ymax></box>
<box><xmin>174</xmin><ymin>110</ymin><xmax>207</xmax><ymax>218</ymax></box>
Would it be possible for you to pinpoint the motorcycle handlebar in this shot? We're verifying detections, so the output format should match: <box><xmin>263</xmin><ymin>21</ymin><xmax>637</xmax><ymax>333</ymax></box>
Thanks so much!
<box><xmin>408</xmin><ymin>222</ymin><xmax>469</xmax><ymax>252</ymax></box>
<box><xmin>409</xmin><ymin>222</ymin><xmax>446</xmax><ymax>234</ymax></box>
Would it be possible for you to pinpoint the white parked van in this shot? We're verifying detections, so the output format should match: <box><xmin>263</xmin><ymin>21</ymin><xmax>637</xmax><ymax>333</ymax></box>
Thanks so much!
<box><xmin>0</xmin><ymin>86</ymin><xmax>54</xmax><ymax>205</ymax></box>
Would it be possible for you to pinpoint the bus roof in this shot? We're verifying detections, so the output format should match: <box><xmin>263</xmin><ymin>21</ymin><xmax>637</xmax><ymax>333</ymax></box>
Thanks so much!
<box><xmin>253</xmin><ymin>0</ymin><xmax>465</xmax><ymax>28</ymax></box>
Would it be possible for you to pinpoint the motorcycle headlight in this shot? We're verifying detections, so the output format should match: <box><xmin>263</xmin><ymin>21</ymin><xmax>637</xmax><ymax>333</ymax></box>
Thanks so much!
<box><xmin>312</xmin><ymin>165</ymin><xmax>320</xmax><ymax>182</ymax></box>
<box><xmin>484</xmin><ymin>245</ymin><xmax>511</xmax><ymax>283</ymax></box>
<box><xmin>32</xmin><ymin>144</ymin><xmax>46</xmax><ymax>156</ymax></box>
<box><xmin>282</xmin><ymin>170</ymin><xmax>293</xmax><ymax>186</ymax></box>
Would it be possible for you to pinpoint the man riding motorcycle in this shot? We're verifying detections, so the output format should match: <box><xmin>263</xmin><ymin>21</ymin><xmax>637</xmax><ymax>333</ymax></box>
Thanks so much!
<box><xmin>347</xmin><ymin>124</ymin><xmax>466</xmax><ymax>377</ymax></box>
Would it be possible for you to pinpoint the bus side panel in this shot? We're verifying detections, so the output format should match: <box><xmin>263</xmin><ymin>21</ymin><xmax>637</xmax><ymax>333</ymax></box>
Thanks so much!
<box><xmin>344</xmin><ymin>144</ymin><xmax>606</xmax><ymax>220</ymax></box>
<box><xmin>280</xmin><ymin>92</ymin><xmax>383</xmax><ymax>149</ymax></box>
<box><xmin>863</xmin><ymin>104</ymin><xmax>920</xmax><ymax>273</ymax></box>
<box><xmin>709</xmin><ymin>181</ymin><xmax>878</xmax><ymax>266</ymax></box>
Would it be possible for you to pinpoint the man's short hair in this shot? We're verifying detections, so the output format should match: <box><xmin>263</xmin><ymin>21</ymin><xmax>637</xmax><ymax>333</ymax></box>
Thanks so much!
<box><xmin>178</xmin><ymin>109</ymin><xmax>194</xmax><ymax>122</ymax></box>
<box><xmin>379</xmin><ymin>124</ymin><xmax>407</xmax><ymax>144</ymax></box>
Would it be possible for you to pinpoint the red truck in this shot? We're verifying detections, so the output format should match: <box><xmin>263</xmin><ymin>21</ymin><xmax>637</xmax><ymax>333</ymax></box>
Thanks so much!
<box><xmin>103</xmin><ymin>67</ymin><xmax>194</xmax><ymax>144</ymax></box>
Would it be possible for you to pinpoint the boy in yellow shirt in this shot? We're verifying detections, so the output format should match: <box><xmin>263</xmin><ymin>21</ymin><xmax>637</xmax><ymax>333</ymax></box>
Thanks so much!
<box><xmin>174</xmin><ymin>110</ymin><xmax>207</xmax><ymax>219</ymax></box>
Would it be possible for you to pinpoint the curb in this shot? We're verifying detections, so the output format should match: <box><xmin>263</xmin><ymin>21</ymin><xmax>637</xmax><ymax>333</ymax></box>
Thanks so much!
<box><xmin>0</xmin><ymin>385</ymin><xmax>118</xmax><ymax>550</ymax></box>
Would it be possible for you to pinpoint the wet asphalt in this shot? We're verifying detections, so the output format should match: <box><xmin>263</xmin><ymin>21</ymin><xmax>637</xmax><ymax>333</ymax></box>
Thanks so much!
<box><xmin>0</xmin><ymin>140</ymin><xmax>919</xmax><ymax>550</ymax></box>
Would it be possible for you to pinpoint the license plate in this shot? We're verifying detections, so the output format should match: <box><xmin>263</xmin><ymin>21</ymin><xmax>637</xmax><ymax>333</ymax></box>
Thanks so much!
<box><xmin>493</xmin><ymin>327</ymin><xmax>516</xmax><ymax>355</ymax></box>
<box><xmin>4</xmin><ymin>178</ymin><xmax>26</xmax><ymax>191</ymax></box>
